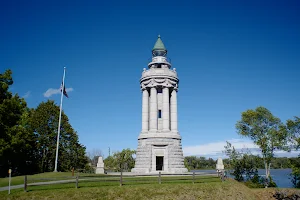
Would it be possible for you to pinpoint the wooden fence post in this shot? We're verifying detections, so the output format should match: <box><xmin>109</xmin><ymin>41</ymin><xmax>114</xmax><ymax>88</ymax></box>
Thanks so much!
<box><xmin>8</xmin><ymin>169</ymin><xmax>11</xmax><ymax>195</ymax></box>
<box><xmin>72</xmin><ymin>168</ymin><xmax>74</xmax><ymax>177</ymax></box>
<box><xmin>193</xmin><ymin>172</ymin><xmax>195</xmax><ymax>184</ymax></box>
<box><xmin>76</xmin><ymin>176</ymin><xmax>78</xmax><ymax>188</ymax></box>
<box><xmin>120</xmin><ymin>170</ymin><xmax>123</xmax><ymax>186</ymax></box>
<box><xmin>221</xmin><ymin>171</ymin><xmax>225</xmax><ymax>182</ymax></box>
<box><xmin>24</xmin><ymin>175</ymin><xmax>27</xmax><ymax>192</ymax></box>
<box><xmin>158</xmin><ymin>172</ymin><xmax>161</xmax><ymax>184</ymax></box>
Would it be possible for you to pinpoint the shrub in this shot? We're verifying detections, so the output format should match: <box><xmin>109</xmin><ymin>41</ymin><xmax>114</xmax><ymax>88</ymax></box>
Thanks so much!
<box><xmin>273</xmin><ymin>190</ymin><xmax>300</xmax><ymax>200</ymax></box>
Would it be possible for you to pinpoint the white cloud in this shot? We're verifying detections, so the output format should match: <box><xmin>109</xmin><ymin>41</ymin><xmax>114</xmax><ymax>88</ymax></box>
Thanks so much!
<box><xmin>22</xmin><ymin>91</ymin><xmax>31</xmax><ymax>99</ymax></box>
<box><xmin>183</xmin><ymin>138</ymin><xmax>259</xmax><ymax>157</ymax></box>
<box><xmin>273</xmin><ymin>150</ymin><xmax>299</xmax><ymax>157</ymax></box>
<box><xmin>183</xmin><ymin>138</ymin><xmax>299</xmax><ymax>158</ymax></box>
<box><xmin>43</xmin><ymin>87</ymin><xmax>74</xmax><ymax>97</ymax></box>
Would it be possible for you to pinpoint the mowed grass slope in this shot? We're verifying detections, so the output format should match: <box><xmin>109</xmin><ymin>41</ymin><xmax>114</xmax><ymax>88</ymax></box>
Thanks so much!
<box><xmin>0</xmin><ymin>178</ymin><xmax>262</xmax><ymax>200</ymax></box>
<box><xmin>0</xmin><ymin>171</ymin><xmax>216</xmax><ymax>188</ymax></box>
<box><xmin>0</xmin><ymin>172</ymin><xmax>111</xmax><ymax>187</ymax></box>
<box><xmin>0</xmin><ymin>172</ymin><xmax>76</xmax><ymax>187</ymax></box>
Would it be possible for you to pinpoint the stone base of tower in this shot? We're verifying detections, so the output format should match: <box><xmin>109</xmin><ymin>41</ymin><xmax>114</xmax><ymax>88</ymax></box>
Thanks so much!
<box><xmin>131</xmin><ymin>134</ymin><xmax>188</xmax><ymax>174</ymax></box>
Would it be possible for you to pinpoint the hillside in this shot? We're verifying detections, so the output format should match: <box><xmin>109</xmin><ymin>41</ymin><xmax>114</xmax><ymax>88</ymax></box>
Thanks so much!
<box><xmin>0</xmin><ymin>178</ymin><xmax>278</xmax><ymax>200</ymax></box>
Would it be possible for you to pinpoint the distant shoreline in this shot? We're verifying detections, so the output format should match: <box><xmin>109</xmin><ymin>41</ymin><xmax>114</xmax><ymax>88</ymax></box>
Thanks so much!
<box><xmin>191</xmin><ymin>168</ymin><xmax>292</xmax><ymax>170</ymax></box>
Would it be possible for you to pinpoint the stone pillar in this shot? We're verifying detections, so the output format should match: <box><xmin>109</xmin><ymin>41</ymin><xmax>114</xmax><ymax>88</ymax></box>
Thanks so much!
<box><xmin>141</xmin><ymin>89</ymin><xmax>149</xmax><ymax>132</ymax></box>
<box><xmin>170</xmin><ymin>89</ymin><xmax>178</xmax><ymax>132</ymax></box>
<box><xmin>95</xmin><ymin>157</ymin><xmax>105</xmax><ymax>174</ymax></box>
<box><xmin>149</xmin><ymin>87</ymin><xmax>157</xmax><ymax>131</ymax></box>
<box><xmin>162</xmin><ymin>87</ymin><xmax>170</xmax><ymax>131</ymax></box>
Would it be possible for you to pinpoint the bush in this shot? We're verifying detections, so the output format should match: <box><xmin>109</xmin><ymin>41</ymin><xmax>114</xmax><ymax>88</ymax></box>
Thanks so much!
<box><xmin>268</xmin><ymin>176</ymin><xmax>277</xmax><ymax>188</ymax></box>
<box><xmin>273</xmin><ymin>190</ymin><xmax>300</xmax><ymax>200</ymax></box>
<box><xmin>243</xmin><ymin>173</ymin><xmax>277</xmax><ymax>188</ymax></box>
<box><xmin>244</xmin><ymin>180</ymin><xmax>264</xmax><ymax>188</ymax></box>
<box><xmin>290</xmin><ymin>164</ymin><xmax>300</xmax><ymax>188</ymax></box>
<box><xmin>244</xmin><ymin>174</ymin><xmax>265</xmax><ymax>188</ymax></box>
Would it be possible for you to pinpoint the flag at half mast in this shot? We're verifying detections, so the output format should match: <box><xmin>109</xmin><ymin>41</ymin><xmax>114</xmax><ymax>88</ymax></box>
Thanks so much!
<box><xmin>60</xmin><ymin>82</ymin><xmax>69</xmax><ymax>98</ymax></box>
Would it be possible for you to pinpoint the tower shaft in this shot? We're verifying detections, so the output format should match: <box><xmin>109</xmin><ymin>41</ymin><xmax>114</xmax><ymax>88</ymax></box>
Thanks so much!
<box><xmin>132</xmin><ymin>36</ymin><xmax>187</xmax><ymax>174</ymax></box>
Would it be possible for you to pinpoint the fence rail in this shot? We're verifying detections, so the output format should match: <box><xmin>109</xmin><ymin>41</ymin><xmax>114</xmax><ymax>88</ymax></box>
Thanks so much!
<box><xmin>19</xmin><ymin>171</ymin><xmax>225</xmax><ymax>192</ymax></box>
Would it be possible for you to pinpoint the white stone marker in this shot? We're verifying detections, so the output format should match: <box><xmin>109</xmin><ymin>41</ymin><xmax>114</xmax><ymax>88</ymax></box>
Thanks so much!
<box><xmin>216</xmin><ymin>157</ymin><xmax>224</xmax><ymax>172</ymax></box>
<box><xmin>95</xmin><ymin>156</ymin><xmax>105</xmax><ymax>174</ymax></box>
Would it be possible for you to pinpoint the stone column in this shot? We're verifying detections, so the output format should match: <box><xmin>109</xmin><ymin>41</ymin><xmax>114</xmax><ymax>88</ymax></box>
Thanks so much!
<box><xmin>141</xmin><ymin>89</ymin><xmax>149</xmax><ymax>132</ymax></box>
<box><xmin>162</xmin><ymin>87</ymin><xmax>170</xmax><ymax>131</ymax></box>
<box><xmin>149</xmin><ymin>87</ymin><xmax>157</xmax><ymax>131</ymax></box>
<box><xmin>170</xmin><ymin>89</ymin><xmax>178</xmax><ymax>132</ymax></box>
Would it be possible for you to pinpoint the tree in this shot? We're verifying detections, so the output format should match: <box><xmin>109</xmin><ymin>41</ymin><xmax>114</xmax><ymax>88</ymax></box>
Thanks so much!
<box><xmin>114</xmin><ymin>148</ymin><xmax>136</xmax><ymax>172</ymax></box>
<box><xmin>30</xmin><ymin>100</ymin><xmax>87</xmax><ymax>172</ymax></box>
<box><xmin>87</xmin><ymin>149</ymin><xmax>103</xmax><ymax>167</ymax></box>
<box><xmin>0</xmin><ymin>69</ymin><xmax>13</xmax><ymax>102</ymax></box>
<box><xmin>104</xmin><ymin>156</ymin><xmax>115</xmax><ymax>171</ymax></box>
<box><xmin>287</xmin><ymin>117</ymin><xmax>300</xmax><ymax>149</ymax></box>
<box><xmin>224</xmin><ymin>141</ymin><xmax>244</xmax><ymax>181</ymax></box>
<box><xmin>235</xmin><ymin>106</ymin><xmax>287</xmax><ymax>187</ymax></box>
<box><xmin>287</xmin><ymin>116</ymin><xmax>300</xmax><ymax>188</ymax></box>
<box><xmin>104</xmin><ymin>149</ymin><xmax>135</xmax><ymax>172</ymax></box>
<box><xmin>0</xmin><ymin>69</ymin><xmax>89</xmax><ymax>176</ymax></box>
<box><xmin>224</xmin><ymin>141</ymin><xmax>266</xmax><ymax>187</ymax></box>
<box><xmin>0</xmin><ymin>69</ymin><xmax>38</xmax><ymax>177</ymax></box>
<box><xmin>184</xmin><ymin>156</ymin><xmax>197</xmax><ymax>169</ymax></box>
<box><xmin>289</xmin><ymin>157</ymin><xmax>300</xmax><ymax>188</ymax></box>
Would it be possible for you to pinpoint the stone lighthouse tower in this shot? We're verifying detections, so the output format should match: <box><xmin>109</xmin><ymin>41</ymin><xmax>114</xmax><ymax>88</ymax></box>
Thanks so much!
<box><xmin>132</xmin><ymin>36</ymin><xmax>188</xmax><ymax>174</ymax></box>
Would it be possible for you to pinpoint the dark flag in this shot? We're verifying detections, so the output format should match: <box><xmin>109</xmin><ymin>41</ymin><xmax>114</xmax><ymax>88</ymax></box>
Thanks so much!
<box><xmin>60</xmin><ymin>82</ymin><xmax>68</xmax><ymax>98</ymax></box>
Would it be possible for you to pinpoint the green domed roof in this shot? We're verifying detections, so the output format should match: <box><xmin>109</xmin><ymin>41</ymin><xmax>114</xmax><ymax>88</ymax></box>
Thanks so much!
<box><xmin>152</xmin><ymin>35</ymin><xmax>166</xmax><ymax>51</ymax></box>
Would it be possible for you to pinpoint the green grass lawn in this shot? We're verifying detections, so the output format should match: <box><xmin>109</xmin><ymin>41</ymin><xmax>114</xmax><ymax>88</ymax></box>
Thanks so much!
<box><xmin>0</xmin><ymin>172</ymin><xmax>111</xmax><ymax>187</ymax></box>
<box><xmin>0</xmin><ymin>177</ymin><xmax>264</xmax><ymax>200</ymax></box>
<box><xmin>0</xmin><ymin>172</ymin><xmax>212</xmax><ymax>188</ymax></box>
<box><xmin>2</xmin><ymin>173</ymin><xmax>299</xmax><ymax>199</ymax></box>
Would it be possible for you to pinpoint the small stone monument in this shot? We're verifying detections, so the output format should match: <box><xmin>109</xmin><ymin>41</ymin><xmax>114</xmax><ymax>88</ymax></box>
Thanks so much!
<box><xmin>95</xmin><ymin>156</ymin><xmax>105</xmax><ymax>174</ymax></box>
<box><xmin>216</xmin><ymin>157</ymin><xmax>224</xmax><ymax>172</ymax></box>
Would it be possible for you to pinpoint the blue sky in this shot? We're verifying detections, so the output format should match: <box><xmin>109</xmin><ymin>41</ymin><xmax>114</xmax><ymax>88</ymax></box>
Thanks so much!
<box><xmin>1</xmin><ymin>0</ymin><xmax>300</xmax><ymax>158</ymax></box>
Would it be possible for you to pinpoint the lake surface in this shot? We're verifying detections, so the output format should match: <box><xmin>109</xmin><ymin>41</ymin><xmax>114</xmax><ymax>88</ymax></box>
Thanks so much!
<box><xmin>192</xmin><ymin>169</ymin><xmax>293</xmax><ymax>188</ymax></box>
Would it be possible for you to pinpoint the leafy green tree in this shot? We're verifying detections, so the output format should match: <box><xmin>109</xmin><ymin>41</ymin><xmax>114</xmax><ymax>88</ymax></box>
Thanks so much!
<box><xmin>224</xmin><ymin>141</ymin><xmax>244</xmax><ymax>181</ymax></box>
<box><xmin>287</xmin><ymin>116</ymin><xmax>300</xmax><ymax>188</ymax></box>
<box><xmin>184</xmin><ymin>156</ymin><xmax>197</xmax><ymax>169</ymax></box>
<box><xmin>0</xmin><ymin>69</ymin><xmax>38</xmax><ymax>177</ymax></box>
<box><xmin>287</xmin><ymin>117</ymin><xmax>300</xmax><ymax>149</ymax></box>
<box><xmin>30</xmin><ymin>100</ymin><xmax>87</xmax><ymax>172</ymax></box>
<box><xmin>184</xmin><ymin>158</ymin><xmax>191</xmax><ymax>170</ymax></box>
<box><xmin>0</xmin><ymin>69</ymin><xmax>13</xmax><ymax>102</ymax></box>
<box><xmin>184</xmin><ymin>156</ymin><xmax>221</xmax><ymax>170</ymax></box>
<box><xmin>104</xmin><ymin>149</ymin><xmax>135</xmax><ymax>172</ymax></box>
<box><xmin>289</xmin><ymin>157</ymin><xmax>300</xmax><ymax>188</ymax></box>
<box><xmin>207</xmin><ymin>158</ymin><xmax>215</xmax><ymax>168</ymax></box>
<box><xmin>198</xmin><ymin>157</ymin><xmax>206</xmax><ymax>168</ymax></box>
<box><xmin>224</xmin><ymin>141</ymin><xmax>266</xmax><ymax>188</ymax></box>
<box><xmin>114</xmin><ymin>148</ymin><xmax>136</xmax><ymax>172</ymax></box>
<box><xmin>104</xmin><ymin>156</ymin><xmax>115</xmax><ymax>171</ymax></box>
<box><xmin>271</xmin><ymin>157</ymin><xmax>290</xmax><ymax>169</ymax></box>
<box><xmin>236</xmin><ymin>106</ymin><xmax>287</xmax><ymax>187</ymax></box>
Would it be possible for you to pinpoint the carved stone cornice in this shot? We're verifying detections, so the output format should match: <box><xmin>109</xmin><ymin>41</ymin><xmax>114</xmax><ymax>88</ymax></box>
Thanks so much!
<box><xmin>141</xmin><ymin>68</ymin><xmax>178</xmax><ymax>79</ymax></box>
<box><xmin>140</xmin><ymin>77</ymin><xmax>178</xmax><ymax>90</ymax></box>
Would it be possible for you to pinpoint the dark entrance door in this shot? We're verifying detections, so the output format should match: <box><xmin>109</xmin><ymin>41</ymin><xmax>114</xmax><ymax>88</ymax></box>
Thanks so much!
<box><xmin>156</xmin><ymin>156</ymin><xmax>164</xmax><ymax>171</ymax></box>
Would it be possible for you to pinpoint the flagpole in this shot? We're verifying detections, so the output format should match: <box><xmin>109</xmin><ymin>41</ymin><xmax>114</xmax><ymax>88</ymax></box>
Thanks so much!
<box><xmin>54</xmin><ymin>67</ymin><xmax>66</xmax><ymax>172</ymax></box>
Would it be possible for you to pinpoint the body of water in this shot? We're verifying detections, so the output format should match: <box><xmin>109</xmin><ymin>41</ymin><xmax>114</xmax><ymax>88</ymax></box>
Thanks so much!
<box><xmin>192</xmin><ymin>168</ymin><xmax>293</xmax><ymax>188</ymax></box>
